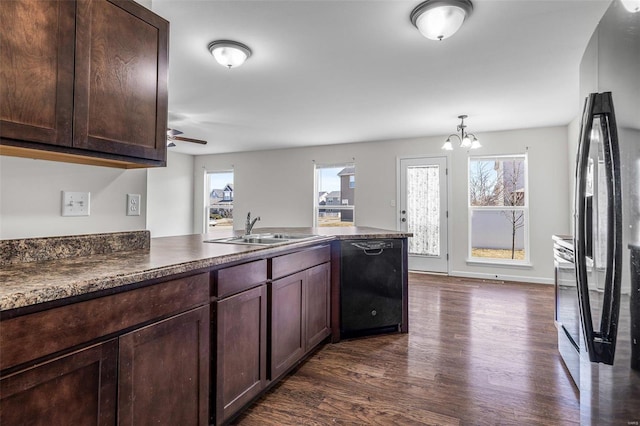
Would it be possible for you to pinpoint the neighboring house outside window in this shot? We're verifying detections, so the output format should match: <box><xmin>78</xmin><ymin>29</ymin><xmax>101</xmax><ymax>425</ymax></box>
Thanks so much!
<box><xmin>338</xmin><ymin>166</ymin><xmax>355</xmax><ymax>223</ymax></box>
<box><xmin>207</xmin><ymin>171</ymin><xmax>234</xmax><ymax>230</ymax></box>
<box><xmin>315</xmin><ymin>163</ymin><xmax>355</xmax><ymax>227</ymax></box>
<box><xmin>468</xmin><ymin>154</ymin><xmax>529</xmax><ymax>263</ymax></box>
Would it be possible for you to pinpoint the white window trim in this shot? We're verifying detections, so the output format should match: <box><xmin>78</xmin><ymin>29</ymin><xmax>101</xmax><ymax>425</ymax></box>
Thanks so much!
<box><xmin>205</xmin><ymin>168</ymin><xmax>234</xmax><ymax>233</ymax></box>
<box><xmin>466</xmin><ymin>153</ymin><xmax>530</xmax><ymax>266</ymax></box>
<box><xmin>313</xmin><ymin>162</ymin><xmax>355</xmax><ymax>227</ymax></box>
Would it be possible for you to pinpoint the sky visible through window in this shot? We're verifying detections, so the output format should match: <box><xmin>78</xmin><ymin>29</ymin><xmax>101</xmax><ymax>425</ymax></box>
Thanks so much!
<box><xmin>317</xmin><ymin>167</ymin><xmax>342</xmax><ymax>192</ymax></box>
<box><xmin>209</xmin><ymin>172</ymin><xmax>233</xmax><ymax>190</ymax></box>
<box><xmin>469</xmin><ymin>160</ymin><xmax>498</xmax><ymax>183</ymax></box>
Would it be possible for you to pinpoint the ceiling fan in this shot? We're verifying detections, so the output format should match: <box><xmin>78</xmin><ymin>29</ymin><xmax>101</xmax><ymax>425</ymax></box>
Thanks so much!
<box><xmin>166</xmin><ymin>128</ymin><xmax>208</xmax><ymax>147</ymax></box>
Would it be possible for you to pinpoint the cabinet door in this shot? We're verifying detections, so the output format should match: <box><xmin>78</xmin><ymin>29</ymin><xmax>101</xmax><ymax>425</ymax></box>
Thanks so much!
<box><xmin>270</xmin><ymin>271</ymin><xmax>305</xmax><ymax>380</ymax></box>
<box><xmin>0</xmin><ymin>339</ymin><xmax>117</xmax><ymax>425</ymax></box>
<box><xmin>0</xmin><ymin>0</ymin><xmax>75</xmax><ymax>146</ymax></box>
<box><xmin>215</xmin><ymin>285</ymin><xmax>267</xmax><ymax>425</ymax></box>
<box><xmin>119</xmin><ymin>306</ymin><xmax>210</xmax><ymax>426</ymax></box>
<box><xmin>305</xmin><ymin>262</ymin><xmax>331</xmax><ymax>351</ymax></box>
<box><xmin>73</xmin><ymin>0</ymin><xmax>168</xmax><ymax>163</ymax></box>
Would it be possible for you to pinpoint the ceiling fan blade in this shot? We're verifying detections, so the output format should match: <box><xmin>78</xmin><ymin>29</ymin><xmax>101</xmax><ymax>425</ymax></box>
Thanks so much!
<box><xmin>167</xmin><ymin>128</ymin><xmax>184</xmax><ymax>137</ymax></box>
<box><xmin>172</xmin><ymin>136</ymin><xmax>208</xmax><ymax>145</ymax></box>
<box><xmin>167</xmin><ymin>142</ymin><xmax>177</xmax><ymax>147</ymax></box>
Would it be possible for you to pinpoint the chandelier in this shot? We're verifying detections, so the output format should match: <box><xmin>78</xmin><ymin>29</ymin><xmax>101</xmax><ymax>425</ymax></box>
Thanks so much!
<box><xmin>442</xmin><ymin>115</ymin><xmax>481</xmax><ymax>150</ymax></box>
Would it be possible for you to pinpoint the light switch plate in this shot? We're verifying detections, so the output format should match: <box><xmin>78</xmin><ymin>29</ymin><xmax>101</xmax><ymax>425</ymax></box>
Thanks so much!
<box><xmin>62</xmin><ymin>191</ymin><xmax>90</xmax><ymax>216</ymax></box>
<box><xmin>127</xmin><ymin>194</ymin><xmax>141</xmax><ymax>216</ymax></box>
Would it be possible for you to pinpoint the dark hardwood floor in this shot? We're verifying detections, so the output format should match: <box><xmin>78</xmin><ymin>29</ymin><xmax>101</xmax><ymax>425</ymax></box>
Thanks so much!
<box><xmin>234</xmin><ymin>273</ymin><xmax>579</xmax><ymax>425</ymax></box>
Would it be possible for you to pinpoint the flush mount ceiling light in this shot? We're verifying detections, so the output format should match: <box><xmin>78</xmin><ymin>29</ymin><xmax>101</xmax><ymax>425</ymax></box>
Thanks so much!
<box><xmin>442</xmin><ymin>115</ymin><xmax>481</xmax><ymax>150</ymax></box>
<box><xmin>621</xmin><ymin>0</ymin><xmax>640</xmax><ymax>13</ymax></box>
<box><xmin>208</xmin><ymin>40</ymin><xmax>252</xmax><ymax>69</ymax></box>
<box><xmin>410</xmin><ymin>0</ymin><xmax>473</xmax><ymax>41</ymax></box>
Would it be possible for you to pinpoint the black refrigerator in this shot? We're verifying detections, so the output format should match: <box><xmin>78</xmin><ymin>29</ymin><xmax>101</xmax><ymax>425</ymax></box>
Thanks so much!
<box><xmin>575</xmin><ymin>0</ymin><xmax>640</xmax><ymax>423</ymax></box>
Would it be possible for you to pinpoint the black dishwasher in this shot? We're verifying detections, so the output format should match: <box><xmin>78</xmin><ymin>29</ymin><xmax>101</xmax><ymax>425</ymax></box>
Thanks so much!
<box><xmin>340</xmin><ymin>239</ymin><xmax>403</xmax><ymax>338</ymax></box>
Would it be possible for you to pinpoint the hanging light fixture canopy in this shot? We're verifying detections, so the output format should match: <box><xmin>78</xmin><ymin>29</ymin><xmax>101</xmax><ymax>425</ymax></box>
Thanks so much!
<box><xmin>410</xmin><ymin>0</ymin><xmax>473</xmax><ymax>41</ymax></box>
<box><xmin>442</xmin><ymin>115</ymin><xmax>481</xmax><ymax>150</ymax></box>
<box><xmin>208</xmin><ymin>40</ymin><xmax>252</xmax><ymax>69</ymax></box>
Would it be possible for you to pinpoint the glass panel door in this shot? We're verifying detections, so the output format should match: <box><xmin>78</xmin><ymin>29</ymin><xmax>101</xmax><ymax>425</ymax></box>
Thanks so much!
<box><xmin>407</xmin><ymin>165</ymin><xmax>440</xmax><ymax>257</ymax></box>
<box><xmin>399</xmin><ymin>157</ymin><xmax>448</xmax><ymax>273</ymax></box>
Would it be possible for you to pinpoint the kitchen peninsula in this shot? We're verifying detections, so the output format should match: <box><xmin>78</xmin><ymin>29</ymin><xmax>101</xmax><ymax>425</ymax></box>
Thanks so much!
<box><xmin>0</xmin><ymin>227</ymin><xmax>409</xmax><ymax>425</ymax></box>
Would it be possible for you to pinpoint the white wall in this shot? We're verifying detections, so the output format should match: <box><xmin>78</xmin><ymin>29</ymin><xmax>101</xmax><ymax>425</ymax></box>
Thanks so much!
<box><xmin>0</xmin><ymin>156</ymin><xmax>147</xmax><ymax>239</ymax></box>
<box><xmin>448</xmin><ymin>127</ymin><xmax>570</xmax><ymax>283</ymax></box>
<box><xmin>195</xmin><ymin>125</ymin><xmax>572</xmax><ymax>283</ymax></box>
<box><xmin>147</xmin><ymin>151</ymin><xmax>195</xmax><ymax>237</ymax></box>
<box><xmin>0</xmin><ymin>125</ymin><xmax>572</xmax><ymax>283</ymax></box>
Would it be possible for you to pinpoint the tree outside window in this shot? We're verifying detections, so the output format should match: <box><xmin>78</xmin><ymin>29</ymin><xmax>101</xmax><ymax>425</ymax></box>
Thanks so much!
<box><xmin>468</xmin><ymin>155</ymin><xmax>528</xmax><ymax>261</ymax></box>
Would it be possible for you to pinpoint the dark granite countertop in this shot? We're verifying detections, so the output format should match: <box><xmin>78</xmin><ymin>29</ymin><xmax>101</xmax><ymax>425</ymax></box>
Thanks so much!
<box><xmin>0</xmin><ymin>227</ymin><xmax>410</xmax><ymax>312</ymax></box>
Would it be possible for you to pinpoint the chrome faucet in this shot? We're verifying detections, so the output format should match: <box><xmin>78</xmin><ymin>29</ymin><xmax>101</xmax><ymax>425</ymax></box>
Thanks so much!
<box><xmin>245</xmin><ymin>212</ymin><xmax>260</xmax><ymax>236</ymax></box>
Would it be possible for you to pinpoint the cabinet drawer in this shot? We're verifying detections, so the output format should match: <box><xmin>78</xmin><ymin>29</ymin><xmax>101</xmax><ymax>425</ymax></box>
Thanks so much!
<box><xmin>0</xmin><ymin>272</ymin><xmax>209</xmax><ymax>371</ymax></box>
<box><xmin>270</xmin><ymin>245</ymin><xmax>330</xmax><ymax>280</ymax></box>
<box><xmin>214</xmin><ymin>259</ymin><xmax>267</xmax><ymax>298</ymax></box>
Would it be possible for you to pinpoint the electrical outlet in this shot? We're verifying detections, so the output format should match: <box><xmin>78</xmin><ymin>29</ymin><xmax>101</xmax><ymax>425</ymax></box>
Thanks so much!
<box><xmin>62</xmin><ymin>191</ymin><xmax>90</xmax><ymax>216</ymax></box>
<box><xmin>127</xmin><ymin>194</ymin><xmax>141</xmax><ymax>216</ymax></box>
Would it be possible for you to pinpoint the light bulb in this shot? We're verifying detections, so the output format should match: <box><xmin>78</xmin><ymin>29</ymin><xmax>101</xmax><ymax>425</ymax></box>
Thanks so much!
<box><xmin>212</xmin><ymin>47</ymin><xmax>247</xmax><ymax>68</ymax></box>
<box><xmin>460</xmin><ymin>135</ymin><xmax>472</xmax><ymax>148</ymax></box>
<box><xmin>442</xmin><ymin>140</ymin><xmax>454</xmax><ymax>150</ymax></box>
<box><xmin>470</xmin><ymin>138</ymin><xmax>481</xmax><ymax>149</ymax></box>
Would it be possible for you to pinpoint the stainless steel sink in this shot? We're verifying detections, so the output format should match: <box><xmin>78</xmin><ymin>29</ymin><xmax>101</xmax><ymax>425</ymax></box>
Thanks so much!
<box><xmin>270</xmin><ymin>233</ymin><xmax>317</xmax><ymax>240</ymax></box>
<box><xmin>204</xmin><ymin>233</ymin><xmax>321</xmax><ymax>246</ymax></box>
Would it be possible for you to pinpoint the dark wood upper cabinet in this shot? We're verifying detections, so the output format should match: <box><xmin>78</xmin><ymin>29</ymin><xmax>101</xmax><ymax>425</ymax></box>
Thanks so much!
<box><xmin>0</xmin><ymin>0</ymin><xmax>168</xmax><ymax>168</ymax></box>
<box><xmin>0</xmin><ymin>0</ymin><xmax>75</xmax><ymax>147</ymax></box>
<box><xmin>73</xmin><ymin>0</ymin><xmax>168</xmax><ymax>163</ymax></box>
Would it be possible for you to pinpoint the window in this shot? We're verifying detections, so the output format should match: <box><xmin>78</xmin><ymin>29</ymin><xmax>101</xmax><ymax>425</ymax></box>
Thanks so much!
<box><xmin>468</xmin><ymin>155</ymin><xmax>528</xmax><ymax>263</ymax></box>
<box><xmin>315</xmin><ymin>163</ymin><xmax>355</xmax><ymax>227</ymax></box>
<box><xmin>206</xmin><ymin>170</ymin><xmax>234</xmax><ymax>231</ymax></box>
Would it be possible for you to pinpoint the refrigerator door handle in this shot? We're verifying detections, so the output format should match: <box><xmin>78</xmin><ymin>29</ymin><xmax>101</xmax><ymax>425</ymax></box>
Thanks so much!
<box><xmin>575</xmin><ymin>93</ymin><xmax>596</xmax><ymax>358</ymax></box>
<box><xmin>575</xmin><ymin>92</ymin><xmax>623</xmax><ymax>365</ymax></box>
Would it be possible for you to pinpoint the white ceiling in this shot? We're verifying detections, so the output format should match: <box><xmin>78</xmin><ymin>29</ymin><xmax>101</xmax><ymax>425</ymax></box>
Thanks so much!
<box><xmin>151</xmin><ymin>0</ymin><xmax>610</xmax><ymax>155</ymax></box>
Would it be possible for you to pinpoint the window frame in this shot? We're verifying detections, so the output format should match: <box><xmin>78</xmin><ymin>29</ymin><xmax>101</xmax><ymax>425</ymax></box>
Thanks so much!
<box><xmin>313</xmin><ymin>162</ymin><xmax>355</xmax><ymax>227</ymax></box>
<box><xmin>467</xmin><ymin>153</ymin><xmax>531</xmax><ymax>266</ymax></box>
<box><xmin>205</xmin><ymin>169</ymin><xmax>234</xmax><ymax>233</ymax></box>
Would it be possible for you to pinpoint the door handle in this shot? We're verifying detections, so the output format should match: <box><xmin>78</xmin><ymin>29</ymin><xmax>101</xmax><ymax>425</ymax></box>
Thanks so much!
<box><xmin>575</xmin><ymin>92</ymin><xmax>622</xmax><ymax>366</ymax></box>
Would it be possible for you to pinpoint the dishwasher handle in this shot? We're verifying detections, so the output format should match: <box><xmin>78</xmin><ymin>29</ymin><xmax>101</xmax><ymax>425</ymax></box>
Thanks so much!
<box><xmin>350</xmin><ymin>241</ymin><xmax>393</xmax><ymax>255</ymax></box>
